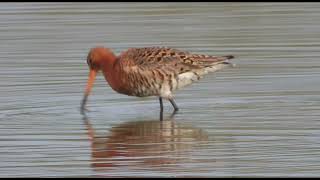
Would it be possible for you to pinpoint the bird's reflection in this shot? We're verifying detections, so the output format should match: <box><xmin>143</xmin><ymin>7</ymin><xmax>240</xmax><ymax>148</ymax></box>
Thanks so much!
<box><xmin>82</xmin><ymin>114</ymin><xmax>209</xmax><ymax>171</ymax></box>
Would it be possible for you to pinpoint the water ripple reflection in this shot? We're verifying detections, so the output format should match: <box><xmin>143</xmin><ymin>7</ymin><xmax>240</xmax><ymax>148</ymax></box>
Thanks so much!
<box><xmin>83</xmin><ymin>115</ymin><xmax>208</xmax><ymax>175</ymax></box>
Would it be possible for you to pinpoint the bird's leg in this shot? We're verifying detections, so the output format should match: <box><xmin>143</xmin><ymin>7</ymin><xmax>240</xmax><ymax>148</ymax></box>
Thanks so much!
<box><xmin>169</xmin><ymin>98</ymin><xmax>179</xmax><ymax>112</ymax></box>
<box><xmin>159</xmin><ymin>97</ymin><xmax>164</xmax><ymax>121</ymax></box>
<box><xmin>169</xmin><ymin>110</ymin><xmax>178</xmax><ymax>119</ymax></box>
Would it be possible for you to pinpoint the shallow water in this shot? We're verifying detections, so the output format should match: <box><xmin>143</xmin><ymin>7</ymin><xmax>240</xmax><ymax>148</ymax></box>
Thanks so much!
<box><xmin>1</xmin><ymin>2</ymin><xmax>320</xmax><ymax>177</ymax></box>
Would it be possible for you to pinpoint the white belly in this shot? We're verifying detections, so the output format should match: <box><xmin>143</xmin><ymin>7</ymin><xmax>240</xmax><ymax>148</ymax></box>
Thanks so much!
<box><xmin>177</xmin><ymin>63</ymin><xmax>229</xmax><ymax>89</ymax></box>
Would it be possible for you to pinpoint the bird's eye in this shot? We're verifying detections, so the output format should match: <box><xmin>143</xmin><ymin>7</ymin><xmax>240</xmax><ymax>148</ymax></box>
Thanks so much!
<box><xmin>87</xmin><ymin>58</ymin><xmax>98</xmax><ymax>70</ymax></box>
<box><xmin>87</xmin><ymin>58</ymin><xmax>91</xmax><ymax>66</ymax></box>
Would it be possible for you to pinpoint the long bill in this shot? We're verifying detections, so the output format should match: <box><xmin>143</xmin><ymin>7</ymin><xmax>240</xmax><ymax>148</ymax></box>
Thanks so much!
<box><xmin>81</xmin><ymin>69</ymin><xmax>97</xmax><ymax>114</ymax></box>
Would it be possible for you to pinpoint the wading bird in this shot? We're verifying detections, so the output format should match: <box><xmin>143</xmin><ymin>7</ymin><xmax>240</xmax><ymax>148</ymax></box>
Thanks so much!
<box><xmin>81</xmin><ymin>46</ymin><xmax>234</xmax><ymax>119</ymax></box>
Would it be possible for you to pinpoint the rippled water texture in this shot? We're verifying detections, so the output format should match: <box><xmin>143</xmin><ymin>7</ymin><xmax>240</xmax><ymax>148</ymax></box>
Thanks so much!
<box><xmin>1</xmin><ymin>2</ymin><xmax>320</xmax><ymax>177</ymax></box>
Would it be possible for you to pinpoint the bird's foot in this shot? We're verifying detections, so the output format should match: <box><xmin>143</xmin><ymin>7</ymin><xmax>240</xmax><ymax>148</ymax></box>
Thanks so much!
<box><xmin>169</xmin><ymin>109</ymin><xmax>179</xmax><ymax>119</ymax></box>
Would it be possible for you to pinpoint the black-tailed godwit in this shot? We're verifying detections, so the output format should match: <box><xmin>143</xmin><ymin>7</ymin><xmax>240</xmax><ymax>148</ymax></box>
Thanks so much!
<box><xmin>81</xmin><ymin>46</ymin><xmax>234</xmax><ymax>118</ymax></box>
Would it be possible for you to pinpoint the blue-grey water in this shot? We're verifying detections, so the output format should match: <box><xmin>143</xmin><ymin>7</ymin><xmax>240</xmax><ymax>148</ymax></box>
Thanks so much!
<box><xmin>1</xmin><ymin>2</ymin><xmax>320</xmax><ymax>177</ymax></box>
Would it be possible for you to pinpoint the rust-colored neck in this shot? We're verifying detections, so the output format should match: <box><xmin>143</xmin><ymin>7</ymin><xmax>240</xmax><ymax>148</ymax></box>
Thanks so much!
<box><xmin>100</xmin><ymin>56</ymin><xmax>123</xmax><ymax>93</ymax></box>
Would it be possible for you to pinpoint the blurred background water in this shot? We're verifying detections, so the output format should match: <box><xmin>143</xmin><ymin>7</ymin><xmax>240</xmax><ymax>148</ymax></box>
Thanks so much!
<box><xmin>1</xmin><ymin>2</ymin><xmax>320</xmax><ymax>177</ymax></box>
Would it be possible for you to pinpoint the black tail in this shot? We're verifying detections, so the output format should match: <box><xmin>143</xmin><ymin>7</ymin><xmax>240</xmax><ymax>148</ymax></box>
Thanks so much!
<box><xmin>223</xmin><ymin>55</ymin><xmax>234</xmax><ymax>59</ymax></box>
<box><xmin>221</xmin><ymin>55</ymin><xmax>235</xmax><ymax>67</ymax></box>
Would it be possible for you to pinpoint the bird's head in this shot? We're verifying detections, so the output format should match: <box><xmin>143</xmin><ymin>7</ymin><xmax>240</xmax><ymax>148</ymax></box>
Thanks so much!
<box><xmin>81</xmin><ymin>46</ymin><xmax>116</xmax><ymax>114</ymax></box>
<box><xmin>86</xmin><ymin>46</ymin><xmax>116</xmax><ymax>71</ymax></box>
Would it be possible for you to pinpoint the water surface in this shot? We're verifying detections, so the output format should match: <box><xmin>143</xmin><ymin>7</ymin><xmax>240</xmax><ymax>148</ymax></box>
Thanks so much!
<box><xmin>1</xmin><ymin>2</ymin><xmax>320</xmax><ymax>177</ymax></box>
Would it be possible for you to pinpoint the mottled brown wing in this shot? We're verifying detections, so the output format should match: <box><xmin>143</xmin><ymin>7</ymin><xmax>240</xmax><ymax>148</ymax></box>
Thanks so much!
<box><xmin>118</xmin><ymin>47</ymin><xmax>233</xmax><ymax>74</ymax></box>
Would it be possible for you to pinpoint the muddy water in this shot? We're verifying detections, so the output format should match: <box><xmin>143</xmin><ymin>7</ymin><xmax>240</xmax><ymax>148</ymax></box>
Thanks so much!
<box><xmin>1</xmin><ymin>2</ymin><xmax>320</xmax><ymax>177</ymax></box>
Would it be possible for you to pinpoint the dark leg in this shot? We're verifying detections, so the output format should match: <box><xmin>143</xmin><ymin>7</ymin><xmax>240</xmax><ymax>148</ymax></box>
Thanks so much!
<box><xmin>169</xmin><ymin>110</ymin><xmax>178</xmax><ymax>119</ymax></box>
<box><xmin>159</xmin><ymin>97</ymin><xmax>164</xmax><ymax>121</ymax></box>
<box><xmin>169</xmin><ymin>98</ymin><xmax>179</xmax><ymax>112</ymax></box>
